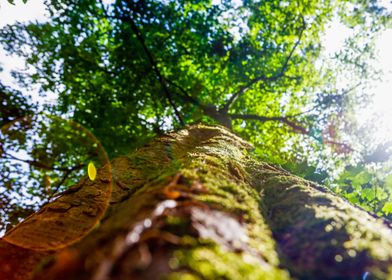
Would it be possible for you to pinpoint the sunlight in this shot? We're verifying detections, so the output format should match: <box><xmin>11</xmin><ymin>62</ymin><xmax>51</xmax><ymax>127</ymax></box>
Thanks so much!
<box><xmin>356</xmin><ymin>30</ymin><xmax>392</xmax><ymax>144</ymax></box>
<box><xmin>1</xmin><ymin>2</ymin><xmax>392</xmax><ymax>277</ymax></box>
<box><xmin>321</xmin><ymin>16</ymin><xmax>392</xmax><ymax>149</ymax></box>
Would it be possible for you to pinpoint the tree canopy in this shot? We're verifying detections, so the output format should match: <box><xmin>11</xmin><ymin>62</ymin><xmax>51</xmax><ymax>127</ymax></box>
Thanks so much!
<box><xmin>0</xmin><ymin>0</ymin><xmax>391</xmax><ymax>232</ymax></box>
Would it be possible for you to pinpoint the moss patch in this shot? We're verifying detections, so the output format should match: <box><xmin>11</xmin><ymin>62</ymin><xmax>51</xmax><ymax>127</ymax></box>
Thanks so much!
<box><xmin>33</xmin><ymin>124</ymin><xmax>392</xmax><ymax>280</ymax></box>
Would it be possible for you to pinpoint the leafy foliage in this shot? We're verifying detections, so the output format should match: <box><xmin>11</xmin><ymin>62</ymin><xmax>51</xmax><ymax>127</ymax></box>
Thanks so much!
<box><xmin>334</xmin><ymin>164</ymin><xmax>392</xmax><ymax>219</ymax></box>
<box><xmin>0</xmin><ymin>0</ymin><xmax>390</xmax><ymax>231</ymax></box>
<box><xmin>1</xmin><ymin>0</ymin><xmax>387</xmax><ymax>158</ymax></box>
<box><xmin>0</xmin><ymin>82</ymin><xmax>36</xmax><ymax>127</ymax></box>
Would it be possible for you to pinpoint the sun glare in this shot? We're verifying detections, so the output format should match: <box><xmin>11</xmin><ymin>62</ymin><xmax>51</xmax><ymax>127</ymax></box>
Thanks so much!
<box><xmin>321</xmin><ymin>15</ymin><xmax>392</xmax><ymax>150</ymax></box>
<box><xmin>356</xmin><ymin>29</ymin><xmax>392</xmax><ymax>144</ymax></box>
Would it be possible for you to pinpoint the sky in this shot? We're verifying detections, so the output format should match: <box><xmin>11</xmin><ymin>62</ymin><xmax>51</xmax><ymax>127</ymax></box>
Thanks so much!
<box><xmin>0</xmin><ymin>0</ymin><xmax>391</xmax><ymax>143</ymax></box>
<box><xmin>0</xmin><ymin>0</ymin><xmax>53</xmax><ymax>105</ymax></box>
<box><xmin>321</xmin><ymin>17</ymin><xmax>392</xmax><ymax>146</ymax></box>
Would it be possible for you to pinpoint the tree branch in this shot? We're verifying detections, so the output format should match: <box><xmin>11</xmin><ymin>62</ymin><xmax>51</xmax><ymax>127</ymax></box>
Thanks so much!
<box><xmin>115</xmin><ymin>13</ymin><xmax>184</xmax><ymax>126</ymax></box>
<box><xmin>229</xmin><ymin>113</ymin><xmax>308</xmax><ymax>134</ymax></box>
<box><xmin>46</xmin><ymin>163</ymin><xmax>85</xmax><ymax>202</ymax></box>
<box><xmin>222</xmin><ymin>20</ymin><xmax>305</xmax><ymax>112</ymax></box>
<box><xmin>164</xmin><ymin>79</ymin><xmax>202</xmax><ymax>107</ymax></box>
<box><xmin>1</xmin><ymin>151</ymin><xmax>83</xmax><ymax>172</ymax></box>
<box><xmin>289</xmin><ymin>82</ymin><xmax>362</xmax><ymax>118</ymax></box>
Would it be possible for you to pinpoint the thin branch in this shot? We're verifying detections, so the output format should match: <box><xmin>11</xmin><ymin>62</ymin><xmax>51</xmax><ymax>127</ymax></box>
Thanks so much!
<box><xmin>222</xmin><ymin>20</ymin><xmax>305</xmax><ymax>112</ymax></box>
<box><xmin>230</xmin><ymin>113</ymin><xmax>355</xmax><ymax>155</ymax></box>
<box><xmin>229</xmin><ymin>113</ymin><xmax>308</xmax><ymax>134</ymax></box>
<box><xmin>1</xmin><ymin>151</ymin><xmax>82</xmax><ymax>172</ymax></box>
<box><xmin>46</xmin><ymin>163</ymin><xmax>85</xmax><ymax>202</ymax></box>
<box><xmin>286</xmin><ymin>107</ymin><xmax>318</xmax><ymax>119</ymax></box>
<box><xmin>164</xmin><ymin>79</ymin><xmax>201</xmax><ymax>107</ymax></box>
<box><xmin>116</xmin><ymin>13</ymin><xmax>184</xmax><ymax>126</ymax></box>
<box><xmin>101</xmin><ymin>3</ymin><xmax>206</xmax><ymax>118</ymax></box>
<box><xmin>323</xmin><ymin>140</ymin><xmax>354</xmax><ymax>154</ymax></box>
<box><xmin>288</xmin><ymin>82</ymin><xmax>362</xmax><ymax>118</ymax></box>
<box><xmin>339</xmin><ymin>82</ymin><xmax>362</xmax><ymax>97</ymax></box>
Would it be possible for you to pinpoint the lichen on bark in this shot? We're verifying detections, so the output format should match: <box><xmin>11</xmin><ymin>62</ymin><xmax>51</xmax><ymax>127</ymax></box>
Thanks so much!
<box><xmin>3</xmin><ymin>124</ymin><xmax>392</xmax><ymax>280</ymax></box>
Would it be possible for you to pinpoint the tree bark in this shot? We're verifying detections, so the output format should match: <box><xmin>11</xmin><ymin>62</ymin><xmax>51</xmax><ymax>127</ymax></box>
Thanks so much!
<box><xmin>2</xmin><ymin>124</ymin><xmax>392</xmax><ymax>279</ymax></box>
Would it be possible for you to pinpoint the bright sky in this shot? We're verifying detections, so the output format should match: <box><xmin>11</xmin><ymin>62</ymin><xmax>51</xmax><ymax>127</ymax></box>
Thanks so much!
<box><xmin>0</xmin><ymin>0</ymin><xmax>53</xmax><ymax>106</ymax></box>
<box><xmin>321</xmin><ymin>18</ymin><xmax>392</xmax><ymax>146</ymax></box>
<box><xmin>0</xmin><ymin>0</ymin><xmax>391</xmax><ymax>144</ymax></box>
<box><xmin>358</xmin><ymin>31</ymin><xmax>392</xmax><ymax>144</ymax></box>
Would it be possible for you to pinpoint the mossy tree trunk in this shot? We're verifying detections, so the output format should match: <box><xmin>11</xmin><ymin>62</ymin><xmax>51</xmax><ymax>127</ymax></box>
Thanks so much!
<box><xmin>2</xmin><ymin>124</ymin><xmax>392</xmax><ymax>279</ymax></box>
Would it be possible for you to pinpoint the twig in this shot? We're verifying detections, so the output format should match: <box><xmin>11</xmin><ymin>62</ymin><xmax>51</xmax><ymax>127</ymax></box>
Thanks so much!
<box><xmin>46</xmin><ymin>163</ymin><xmax>85</xmax><ymax>202</ymax></box>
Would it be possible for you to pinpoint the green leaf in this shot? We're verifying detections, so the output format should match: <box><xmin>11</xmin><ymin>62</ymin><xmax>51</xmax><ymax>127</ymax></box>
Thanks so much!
<box><xmin>340</xmin><ymin>166</ymin><xmax>365</xmax><ymax>181</ymax></box>
<box><xmin>346</xmin><ymin>193</ymin><xmax>359</xmax><ymax>204</ymax></box>
<box><xmin>384</xmin><ymin>174</ymin><xmax>392</xmax><ymax>188</ymax></box>
<box><xmin>352</xmin><ymin>171</ymin><xmax>372</xmax><ymax>188</ymax></box>
<box><xmin>0</xmin><ymin>0</ymin><xmax>388</xmax><ymax>233</ymax></box>
<box><xmin>382</xmin><ymin>202</ymin><xmax>392</xmax><ymax>215</ymax></box>
<box><xmin>360</xmin><ymin>188</ymin><xmax>375</xmax><ymax>201</ymax></box>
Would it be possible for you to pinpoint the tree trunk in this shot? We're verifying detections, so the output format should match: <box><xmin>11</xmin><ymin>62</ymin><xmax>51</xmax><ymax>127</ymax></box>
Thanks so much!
<box><xmin>2</xmin><ymin>124</ymin><xmax>392</xmax><ymax>279</ymax></box>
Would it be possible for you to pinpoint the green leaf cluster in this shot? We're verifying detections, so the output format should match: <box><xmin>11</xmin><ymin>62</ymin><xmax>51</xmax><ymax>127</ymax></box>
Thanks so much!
<box><xmin>1</xmin><ymin>0</ymin><xmax>388</xmax><ymax>159</ymax></box>
<box><xmin>335</xmin><ymin>165</ymin><xmax>392</xmax><ymax>218</ymax></box>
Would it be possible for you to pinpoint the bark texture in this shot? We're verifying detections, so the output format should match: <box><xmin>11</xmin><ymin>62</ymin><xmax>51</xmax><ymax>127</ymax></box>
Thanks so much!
<box><xmin>2</xmin><ymin>124</ymin><xmax>392</xmax><ymax>279</ymax></box>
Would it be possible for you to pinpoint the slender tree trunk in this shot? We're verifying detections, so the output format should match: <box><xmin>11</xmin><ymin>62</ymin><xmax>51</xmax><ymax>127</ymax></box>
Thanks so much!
<box><xmin>2</xmin><ymin>124</ymin><xmax>392</xmax><ymax>279</ymax></box>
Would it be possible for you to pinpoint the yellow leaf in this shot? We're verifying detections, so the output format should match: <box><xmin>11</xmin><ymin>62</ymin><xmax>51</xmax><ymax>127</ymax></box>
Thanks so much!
<box><xmin>4</xmin><ymin>163</ymin><xmax>112</xmax><ymax>251</ymax></box>
<box><xmin>88</xmin><ymin>162</ymin><xmax>97</xmax><ymax>181</ymax></box>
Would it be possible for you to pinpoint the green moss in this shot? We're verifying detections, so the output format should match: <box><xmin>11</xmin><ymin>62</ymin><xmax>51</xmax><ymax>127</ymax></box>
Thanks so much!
<box><xmin>256</xmin><ymin>169</ymin><xmax>392</xmax><ymax>279</ymax></box>
<box><xmin>164</xmin><ymin>272</ymin><xmax>200</xmax><ymax>280</ymax></box>
<box><xmin>166</xmin><ymin>244</ymin><xmax>289</xmax><ymax>280</ymax></box>
<box><xmin>119</xmin><ymin>124</ymin><xmax>392</xmax><ymax>278</ymax></box>
<box><xmin>40</xmin><ymin>124</ymin><xmax>392</xmax><ymax>279</ymax></box>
